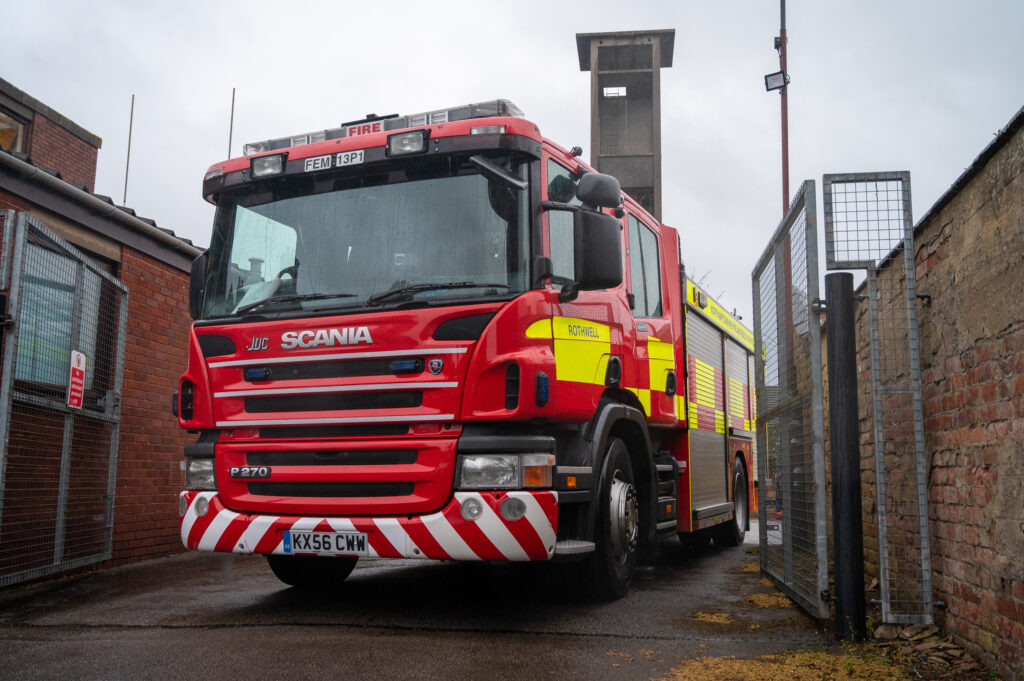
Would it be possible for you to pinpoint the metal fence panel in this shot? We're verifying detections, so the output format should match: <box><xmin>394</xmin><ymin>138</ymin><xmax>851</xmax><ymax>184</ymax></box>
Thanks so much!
<box><xmin>0</xmin><ymin>209</ymin><xmax>14</xmax><ymax>290</ymax></box>
<box><xmin>823</xmin><ymin>172</ymin><xmax>933</xmax><ymax>625</ymax></box>
<box><xmin>752</xmin><ymin>181</ymin><xmax>828</xmax><ymax>619</ymax></box>
<box><xmin>0</xmin><ymin>213</ymin><xmax>128</xmax><ymax>587</ymax></box>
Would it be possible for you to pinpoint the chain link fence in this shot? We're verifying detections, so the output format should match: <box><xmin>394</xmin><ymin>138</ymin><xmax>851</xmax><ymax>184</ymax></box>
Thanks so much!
<box><xmin>823</xmin><ymin>172</ymin><xmax>933</xmax><ymax>625</ymax></box>
<box><xmin>0</xmin><ymin>213</ymin><xmax>128</xmax><ymax>586</ymax></box>
<box><xmin>752</xmin><ymin>181</ymin><xmax>828</xmax><ymax>619</ymax></box>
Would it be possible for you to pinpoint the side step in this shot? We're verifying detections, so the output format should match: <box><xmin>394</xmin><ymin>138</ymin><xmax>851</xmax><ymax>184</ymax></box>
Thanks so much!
<box><xmin>654</xmin><ymin>451</ymin><xmax>680</xmax><ymax>537</ymax></box>
<box><xmin>555</xmin><ymin>539</ymin><xmax>595</xmax><ymax>555</ymax></box>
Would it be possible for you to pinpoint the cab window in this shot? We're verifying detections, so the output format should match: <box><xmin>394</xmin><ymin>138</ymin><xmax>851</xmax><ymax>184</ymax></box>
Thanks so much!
<box><xmin>546</xmin><ymin>160</ymin><xmax>580</xmax><ymax>284</ymax></box>
<box><xmin>627</xmin><ymin>214</ymin><xmax>662</xmax><ymax>317</ymax></box>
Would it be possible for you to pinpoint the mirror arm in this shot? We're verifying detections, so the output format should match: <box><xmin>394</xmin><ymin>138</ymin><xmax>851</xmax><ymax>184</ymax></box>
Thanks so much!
<box><xmin>541</xmin><ymin>200</ymin><xmax>578</xmax><ymax>212</ymax></box>
<box><xmin>469</xmin><ymin>155</ymin><xmax>528</xmax><ymax>190</ymax></box>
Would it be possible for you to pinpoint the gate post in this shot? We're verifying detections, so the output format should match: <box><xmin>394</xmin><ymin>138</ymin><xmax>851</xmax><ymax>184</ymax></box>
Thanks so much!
<box><xmin>825</xmin><ymin>272</ymin><xmax>865</xmax><ymax>639</ymax></box>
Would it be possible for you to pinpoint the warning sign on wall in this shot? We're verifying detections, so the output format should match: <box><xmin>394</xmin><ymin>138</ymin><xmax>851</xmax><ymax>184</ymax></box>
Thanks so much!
<box><xmin>67</xmin><ymin>350</ymin><xmax>86</xmax><ymax>409</ymax></box>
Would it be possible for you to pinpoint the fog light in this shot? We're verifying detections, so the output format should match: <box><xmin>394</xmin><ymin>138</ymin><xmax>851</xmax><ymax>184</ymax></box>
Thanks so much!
<box><xmin>499</xmin><ymin>497</ymin><xmax>527</xmax><ymax>522</ymax></box>
<box><xmin>195</xmin><ymin>495</ymin><xmax>210</xmax><ymax>517</ymax></box>
<box><xmin>460</xmin><ymin>497</ymin><xmax>484</xmax><ymax>521</ymax></box>
<box><xmin>178</xmin><ymin>494</ymin><xmax>188</xmax><ymax>517</ymax></box>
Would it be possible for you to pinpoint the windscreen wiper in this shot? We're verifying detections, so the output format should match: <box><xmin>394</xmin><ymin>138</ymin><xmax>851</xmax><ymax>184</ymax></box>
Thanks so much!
<box><xmin>236</xmin><ymin>292</ymin><xmax>357</xmax><ymax>315</ymax></box>
<box><xmin>366</xmin><ymin>282</ymin><xmax>510</xmax><ymax>307</ymax></box>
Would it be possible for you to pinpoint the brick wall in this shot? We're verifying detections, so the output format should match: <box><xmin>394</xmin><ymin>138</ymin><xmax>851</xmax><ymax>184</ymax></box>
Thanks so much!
<box><xmin>111</xmin><ymin>247</ymin><xmax>192</xmax><ymax>564</ymax></box>
<box><xmin>854</xmin><ymin>120</ymin><xmax>1024</xmax><ymax>680</ymax></box>
<box><xmin>26</xmin><ymin>114</ymin><xmax>98</xmax><ymax>192</ymax></box>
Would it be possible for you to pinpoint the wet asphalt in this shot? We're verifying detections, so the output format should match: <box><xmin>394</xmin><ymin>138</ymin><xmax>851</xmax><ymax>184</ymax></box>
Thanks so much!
<box><xmin>0</xmin><ymin>523</ymin><xmax>825</xmax><ymax>680</ymax></box>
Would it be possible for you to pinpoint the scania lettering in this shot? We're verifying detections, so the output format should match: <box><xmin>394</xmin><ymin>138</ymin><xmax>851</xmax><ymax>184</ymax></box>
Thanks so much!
<box><xmin>280</xmin><ymin>326</ymin><xmax>373</xmax><ymax>350</ymax></box>
<box><xmin>177</xmin><ymin>99</ymin><xmax>757</xmax><ymax>597</ymax></box>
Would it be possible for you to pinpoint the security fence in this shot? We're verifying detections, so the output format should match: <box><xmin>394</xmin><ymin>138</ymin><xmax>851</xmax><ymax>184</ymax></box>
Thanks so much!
<box><xmin>0</xmin><ymin>213</ymin><xmax>128</xmax><ymax>586</ymax></box>
<box><xmin>822</xmin><ymin>172</ymin><xmax>933</xmax><ymax>625</ymax></box>
<box><xmin>751</xmin><ymin>181</ymin><xmax>829</xmax><ymax>619</ymax></box>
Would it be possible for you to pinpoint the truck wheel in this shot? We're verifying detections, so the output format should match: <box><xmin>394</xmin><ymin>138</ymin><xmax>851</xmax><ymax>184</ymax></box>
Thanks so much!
<box><xmin>266</xmin><ymin>554</ymin><xmax>358</xmax><ymax>588</ymax></box>
<box><xmin>588</xmin><ymin>437</ymin><xmax>638</xmax><ymax>599</ymax></box>
<box><xmin>713</xmin><ymin>457</ymin><xmax>748</xmax><ymax>547</ymax></box>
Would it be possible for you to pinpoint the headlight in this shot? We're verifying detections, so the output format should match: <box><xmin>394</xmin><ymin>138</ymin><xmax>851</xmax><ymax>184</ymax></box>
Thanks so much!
<box><xmin>460</xmin><ymin>455</ymin><xmax>518</xmax><ymax>489</ymax></box>
<box><xmin>458</xmin><ymin>454</ymin><xmax>555</xmax><ymax>490</ymax></box>
<box><xmin>184</xmin><ymin>459</ymin><xmax>216</xmax><ymax>491</ymax></box>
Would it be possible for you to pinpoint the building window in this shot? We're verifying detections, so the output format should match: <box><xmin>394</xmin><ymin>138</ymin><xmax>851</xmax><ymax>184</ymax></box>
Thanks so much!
<box><xmin>603</xmin><ymin>86</ymin><xmax>627</xmax><ymax>98</ymax></box>
<box><xmin>0</xmin><ymin>110</ymin><xmax>27</xmax><ymax>153</ymax></box>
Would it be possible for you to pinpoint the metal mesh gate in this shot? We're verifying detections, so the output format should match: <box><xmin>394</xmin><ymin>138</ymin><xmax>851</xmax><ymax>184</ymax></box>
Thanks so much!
<box><xmin>823</xmin><ymin>171</ymin><xmax>933</xmax><ymax>625</ymax></box>
<box><xmin>0</xmin><ymin>213</ymin><xmax>128</xmax><ymax>587</ymax></box>
<box><xmin>752</xmin><ymin>181</ymin><xmax>828</xmax><ymax>618</ymax></box>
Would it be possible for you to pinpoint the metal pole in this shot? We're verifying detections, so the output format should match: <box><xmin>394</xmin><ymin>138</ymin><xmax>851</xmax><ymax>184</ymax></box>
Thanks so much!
<box><xmin>779</xmin><ymin>0</ymin><xmax>790</xmax><ymax>215</ymax></box>
<box><xmin>825</xmin><ymin>272</ymin><xmax>865</xmax><ymax>639</ymax></box>
<box><xmin>228</xmin><ymin>87</ymin><xmax>236</xmax><ymax>158</ymax></box>
<box><xmin>122</xmin><ymin>94</ymin><xmax>134</xmax><ymax>206</ymax></box>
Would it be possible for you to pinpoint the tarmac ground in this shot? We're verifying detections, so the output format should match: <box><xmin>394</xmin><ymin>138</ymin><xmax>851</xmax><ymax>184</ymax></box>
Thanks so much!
<box><xmin>0</xmin><ymin>522</ymin><xmax>829</xmax><ymax>680</ymax></box>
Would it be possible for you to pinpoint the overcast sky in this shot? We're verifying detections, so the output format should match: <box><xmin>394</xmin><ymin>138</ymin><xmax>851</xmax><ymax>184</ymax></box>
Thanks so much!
<box><xmin>4</xmin><ymin>0</ymin><xmax>1023</xmax><ymax>322</ymax></box>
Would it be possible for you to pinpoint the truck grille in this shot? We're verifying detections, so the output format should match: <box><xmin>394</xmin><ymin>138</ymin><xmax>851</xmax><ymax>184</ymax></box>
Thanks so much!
<box><xmin>217</xmin><ymin>438</ymin><xmax>456</xmax><ymax>515</ymax></box>
<box><xmin>258</xmin><ymin>424</ymin><xmax>411</xmax><ymax>439</ymax></box>
<box><xmin>246</xmin><ymin>449</ymin><xmax>417</xmax><ymax>466</ymax></box>
<box><xmin>244</xmin><ymin>357</ymin><xmax>424</xmax><ymax>382</ymax></box>
<box><xmin>244</xmin><ymin>391</ymin><xmax>422</xmax><ymax>413</ymax></box>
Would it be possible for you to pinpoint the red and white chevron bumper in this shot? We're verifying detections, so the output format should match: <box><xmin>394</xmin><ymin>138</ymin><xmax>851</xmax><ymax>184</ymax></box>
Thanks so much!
<box><xmin>179</xmin><ymin>491</ymin><xmax>558</xmax><ymax>561</ymax></box>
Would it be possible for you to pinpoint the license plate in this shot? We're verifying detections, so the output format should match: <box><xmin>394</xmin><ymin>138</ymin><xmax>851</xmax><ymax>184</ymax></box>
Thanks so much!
<box><xmin>335</xmin><ymin>149</ymin><xmax>364</xmax><ymax>167</ymax></box>
<box><xmin>283</xmin><ymin>530</ymin><xmax>368</xmax><ymax>556</ymax></box>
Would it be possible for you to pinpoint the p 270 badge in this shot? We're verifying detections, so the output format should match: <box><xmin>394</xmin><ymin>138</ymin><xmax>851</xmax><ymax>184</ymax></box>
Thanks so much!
<box><xmin>229</xmin><ymin>466</ymin><xmax>271</xmax><ymax>479</ymax></box>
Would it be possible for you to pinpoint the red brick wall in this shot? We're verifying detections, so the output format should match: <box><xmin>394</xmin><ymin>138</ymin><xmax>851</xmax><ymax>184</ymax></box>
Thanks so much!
<box><xmin>111</xmin><ymin>247</ymin><xmax>192</xmax><ymax>564</ymax></box>
<box><xmin>26</xmin><ymin>115</ymin><xmax>98</xmax><ymax>192</ymax></box>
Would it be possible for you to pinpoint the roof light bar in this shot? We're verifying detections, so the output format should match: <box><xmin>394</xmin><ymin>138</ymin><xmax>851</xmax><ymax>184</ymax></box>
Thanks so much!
<box><xmin>242</xmin><ymin>99</ymin><xmax>523</xmax><ymax>156</ymax></box>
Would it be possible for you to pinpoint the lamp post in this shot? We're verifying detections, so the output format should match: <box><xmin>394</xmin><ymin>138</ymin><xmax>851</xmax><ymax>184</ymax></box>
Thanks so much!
<box><xmin>764</xmin><ymin>0</ymin><xmax>790</xmax><ymax>216</ymax></box>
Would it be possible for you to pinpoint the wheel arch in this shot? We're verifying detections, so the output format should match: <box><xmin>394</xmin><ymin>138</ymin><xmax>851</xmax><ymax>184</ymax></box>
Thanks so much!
<box><xmin>571</xmin><ymin>397</ymin><xmax>657</xmax><ymax>556</ymax></box>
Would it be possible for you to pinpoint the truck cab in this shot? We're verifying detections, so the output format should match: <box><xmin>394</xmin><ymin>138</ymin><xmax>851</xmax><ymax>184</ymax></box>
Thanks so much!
<box><xmin>177</xmin><ymin>100</ymin><xmax>754</xmax><ymax>598</ymax></box>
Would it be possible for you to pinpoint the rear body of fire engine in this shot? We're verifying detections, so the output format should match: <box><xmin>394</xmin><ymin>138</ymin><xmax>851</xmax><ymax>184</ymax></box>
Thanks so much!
<box><xmin>176</xmin><ymin>100</ymin><xmax>756</xmax><ymax>598</ymax></box>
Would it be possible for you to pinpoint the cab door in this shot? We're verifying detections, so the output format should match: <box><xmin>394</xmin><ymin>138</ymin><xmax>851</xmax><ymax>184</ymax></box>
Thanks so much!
<box><xmin>542</xmin><ymin>155</ymin><xmax>632</xmax><ymax>421</ymax></box>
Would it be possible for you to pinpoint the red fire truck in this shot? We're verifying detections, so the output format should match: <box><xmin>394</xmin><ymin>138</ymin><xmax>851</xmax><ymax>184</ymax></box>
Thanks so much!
<box><xmin>176</xmin><ymin>100</ymin><xmax>756</xmax><ymax>598</ymax></box>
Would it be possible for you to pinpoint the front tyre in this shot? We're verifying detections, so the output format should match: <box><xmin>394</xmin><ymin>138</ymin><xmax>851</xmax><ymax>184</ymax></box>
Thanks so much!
<box><xmin>588</xmin><ymin>437</ymin><xmax>639</xmax><ymax>599</ymax></box>
<box><xmin>266</xmin><ymin>554</ymin><xmax>358</xmax><ymax>588</ymax></box>
<box><xmin>712</xmin><ymin>456</ymin><xmax>748</xmax><ymax>547</ymax></box>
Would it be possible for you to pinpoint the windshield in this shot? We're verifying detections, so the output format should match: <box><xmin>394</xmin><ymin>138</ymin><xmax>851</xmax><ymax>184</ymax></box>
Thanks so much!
<box><xmin>202</xmin><ymin>154</ymin><xmax>531</xmax><ymax>318</ymax></box>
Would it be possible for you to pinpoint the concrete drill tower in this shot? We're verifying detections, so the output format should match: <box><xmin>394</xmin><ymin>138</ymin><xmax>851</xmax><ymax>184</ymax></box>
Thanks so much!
<box><xmin>575</xmin><ymin>29</ymin><xmax>674</xmax><ymax>221</ymax></box>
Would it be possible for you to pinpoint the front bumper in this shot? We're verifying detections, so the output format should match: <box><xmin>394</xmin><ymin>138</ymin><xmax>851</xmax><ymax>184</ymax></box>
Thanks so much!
<box><xmin>179</xmin><ymin>490</ymin><xmax>558</xmax><ymax>561</ymax></box>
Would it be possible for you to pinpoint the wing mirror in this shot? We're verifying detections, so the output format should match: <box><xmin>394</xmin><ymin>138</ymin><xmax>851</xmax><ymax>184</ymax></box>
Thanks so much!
<box><xmin>576</xmin><ymin>172</ymin><xmax>622</xmax><ymax>209</ymax></box>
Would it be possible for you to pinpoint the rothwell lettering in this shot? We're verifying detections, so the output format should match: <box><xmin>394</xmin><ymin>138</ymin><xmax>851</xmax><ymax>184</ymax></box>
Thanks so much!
<box><xmin>567</xmin><ymin>324</ymin><xmax>600</xmax><ymax>339</ymax></box>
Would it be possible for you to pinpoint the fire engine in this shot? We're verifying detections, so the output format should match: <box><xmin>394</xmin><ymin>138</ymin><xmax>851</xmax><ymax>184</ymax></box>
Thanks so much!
<box><xmin>176</xmin><ymin>99</ymin><xmax>756</xmax><ymax>598</ymax></box>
